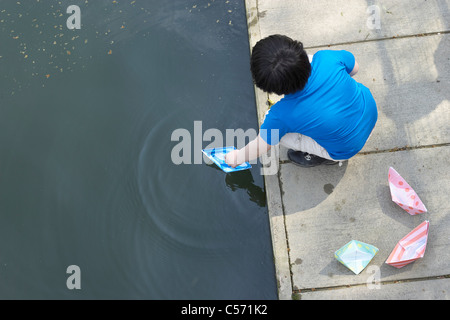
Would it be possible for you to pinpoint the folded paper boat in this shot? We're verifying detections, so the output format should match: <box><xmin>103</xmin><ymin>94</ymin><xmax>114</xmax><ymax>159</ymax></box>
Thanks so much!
<box><xmin>386</xmin><ymin>221</ymin><xmax>429</xmax><ymax>268</ymax></box>
<box><xmin>335</xmin><ymin>240</ymin><xmax>379</xmax><ymax>275</ymax></box>
<box><xmin>202</xmin><ymin>147</ymin><xmax>252</xmax><ymax>173</ymax></box>
<box><xmin>388</xmin><ymin>167</ymin><xmax>427</xmax><ymax>215</ymax></box>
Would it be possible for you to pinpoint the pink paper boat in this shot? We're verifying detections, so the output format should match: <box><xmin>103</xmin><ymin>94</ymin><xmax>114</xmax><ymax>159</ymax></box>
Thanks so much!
<box><xmin>388</xmin><ymin>167</ymin><xmax>427</xmax><ymax>215</ymax></box>
<box><xmin>386</xmin><ymin>221</ymin><xmax>429</xmax><ymax>268</ymax></box>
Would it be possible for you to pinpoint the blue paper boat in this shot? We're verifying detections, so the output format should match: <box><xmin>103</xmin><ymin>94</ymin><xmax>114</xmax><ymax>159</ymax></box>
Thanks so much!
<box><xmin>202</xmin><ymin>147</ymin><xmax>252</xmax><ymax>173</ymax></box>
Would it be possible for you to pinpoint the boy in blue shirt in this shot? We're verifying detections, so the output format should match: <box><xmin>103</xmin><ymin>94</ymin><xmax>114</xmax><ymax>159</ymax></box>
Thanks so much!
<box><xmin>225</xmin><ymin>34</ymin><xmax>377</xmax><ymax>168</ymax></box>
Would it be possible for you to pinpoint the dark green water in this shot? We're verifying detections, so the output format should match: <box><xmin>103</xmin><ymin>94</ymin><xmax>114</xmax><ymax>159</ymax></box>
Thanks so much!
<box><xmin>0</xmin><ymin>0</ymin><xmax>277</xmax><ymax>299</ymax></box>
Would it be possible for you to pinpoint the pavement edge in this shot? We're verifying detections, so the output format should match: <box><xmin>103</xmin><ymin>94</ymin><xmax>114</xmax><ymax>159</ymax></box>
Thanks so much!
<box><xmin>244</xmin><ymin>0</ymin><xmax>293</xmax><ymax>300</ymax></box>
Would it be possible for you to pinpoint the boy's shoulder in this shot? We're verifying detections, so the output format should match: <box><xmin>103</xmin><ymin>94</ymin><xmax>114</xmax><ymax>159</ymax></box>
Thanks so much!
<box><xmin>312</xmin><ymin>49</ymin><xmax>355</xmax><ymax>71</ymax></box>
<box><xmin>313</xmin><ymin>49</ymin><xmax>343</xmax><ymax>59</ymax></box>
<box><xmin>311</xmin><ymin>50</ymin><xmax>336</xmax><ymax>65</ymax></box>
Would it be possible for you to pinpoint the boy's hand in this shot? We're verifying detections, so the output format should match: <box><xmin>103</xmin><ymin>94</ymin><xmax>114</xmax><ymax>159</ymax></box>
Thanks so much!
<box><xmin>225</xmin><ymin>149</ymin><xmax>240</xmax><ymax>168</ymax></box>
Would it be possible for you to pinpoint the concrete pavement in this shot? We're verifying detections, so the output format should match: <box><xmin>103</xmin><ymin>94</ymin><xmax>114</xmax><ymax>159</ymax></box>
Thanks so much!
<box><xmin>244</xmin><ymin>0</ymin><xmax>450</xmax><ymax>299</ymax></box>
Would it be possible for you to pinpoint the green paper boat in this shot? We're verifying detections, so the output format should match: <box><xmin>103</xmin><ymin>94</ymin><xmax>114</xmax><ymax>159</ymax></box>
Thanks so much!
<box><xmin>335</xmin><ymin>240</ymin><xmax>379</xmax><ymax>275</ymax></box>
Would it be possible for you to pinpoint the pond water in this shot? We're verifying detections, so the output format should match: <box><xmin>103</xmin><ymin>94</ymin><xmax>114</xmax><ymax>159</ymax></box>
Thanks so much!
<box><xmin>0</xmin><ymin>0</ymin><xmax>277</xmax><ymax>299</ymax></box>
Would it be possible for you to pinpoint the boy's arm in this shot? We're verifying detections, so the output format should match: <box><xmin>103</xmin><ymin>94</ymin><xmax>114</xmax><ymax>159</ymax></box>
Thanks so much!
<box><xmin>225</xmin><ymin>134</ymin><xmax>271</xmax><ymax>168</ymax></box>
<box><xmin>349</xmin><ymin>60</ymin><xmax>359</xmax><ymax>77</ymax></box>
<box><xmin>337</xmin><ymin>50</ymin><xmax>359</xmax><ymax>76</ymax></box>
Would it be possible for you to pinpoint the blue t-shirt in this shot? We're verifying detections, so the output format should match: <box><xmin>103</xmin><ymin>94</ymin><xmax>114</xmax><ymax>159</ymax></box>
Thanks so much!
<box><xmin>260</xmin><ymin>50</ymin><xmax>378</xmax><ymax>160</ymax></box>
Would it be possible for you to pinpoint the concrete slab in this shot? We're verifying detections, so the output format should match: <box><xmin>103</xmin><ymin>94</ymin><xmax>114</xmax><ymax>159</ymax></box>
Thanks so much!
<box><xmin>314</xmin><ymin>34</ymin><xmax>450</xmax><ymax>154</ymax></box>
<box><xmin>276</xmin><ymin>33</ymin><xmax>450</xmax><ymax>161</ymax></box>
<box><xmin>299</xmin><ymin>277</ymin><xmax>450</xmax><ymax>300</ymax></box>
<box><xmin>281</xmin><ymin>146</ymin><xmax>450</xmax><ymax>290</ymax></box>
<box><xmin>244</xmin><ymin>0</ymin><xmax>450</xmax><ymax>300</ymax></box>
<box><xmin>256</xmin><ymin>0</ymin><xmax>449</xmax><ymax>47</ymax></box>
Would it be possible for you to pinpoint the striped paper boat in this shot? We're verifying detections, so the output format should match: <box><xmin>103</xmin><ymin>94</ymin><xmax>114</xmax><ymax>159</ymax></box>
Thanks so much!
<box><xmin>388</xmin><ymin>167</ymin><xmax>427</xmax><ymax>215</ymax></box>
<box><xmin>385</xmin><ymin>221</ymin><xmax>430</xmax><ymax>268</ymax></box>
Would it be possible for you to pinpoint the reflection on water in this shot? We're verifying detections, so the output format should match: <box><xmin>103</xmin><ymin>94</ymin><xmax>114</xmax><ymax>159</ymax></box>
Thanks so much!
<box><xmin>206</xmin><ymin>163</ymin><xmax>266</xmax><ymax>207</ymax></box>
<box><xmin>226</xmin><ymin>170</ymin><xmax>267</xmax><ymax>208</ymax></box>
<box><xmin>0</xmin><ymin>0</ymin><xmax>277</xmax><ymax>299</ymax></box>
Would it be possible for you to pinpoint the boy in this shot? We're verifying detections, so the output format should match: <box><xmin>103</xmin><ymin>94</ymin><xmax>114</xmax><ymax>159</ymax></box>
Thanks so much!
<box><xmin>225</xmin><ymin>34</ymin><xmax>377</xmax><ymax>168</ymax></box>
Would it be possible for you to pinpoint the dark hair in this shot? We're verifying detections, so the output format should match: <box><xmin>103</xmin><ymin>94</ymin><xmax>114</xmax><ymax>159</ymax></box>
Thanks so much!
<box><xmin>250</xmin><ymin>35</ymin><xmax>311</xmax><ymax>95</ymax></box>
